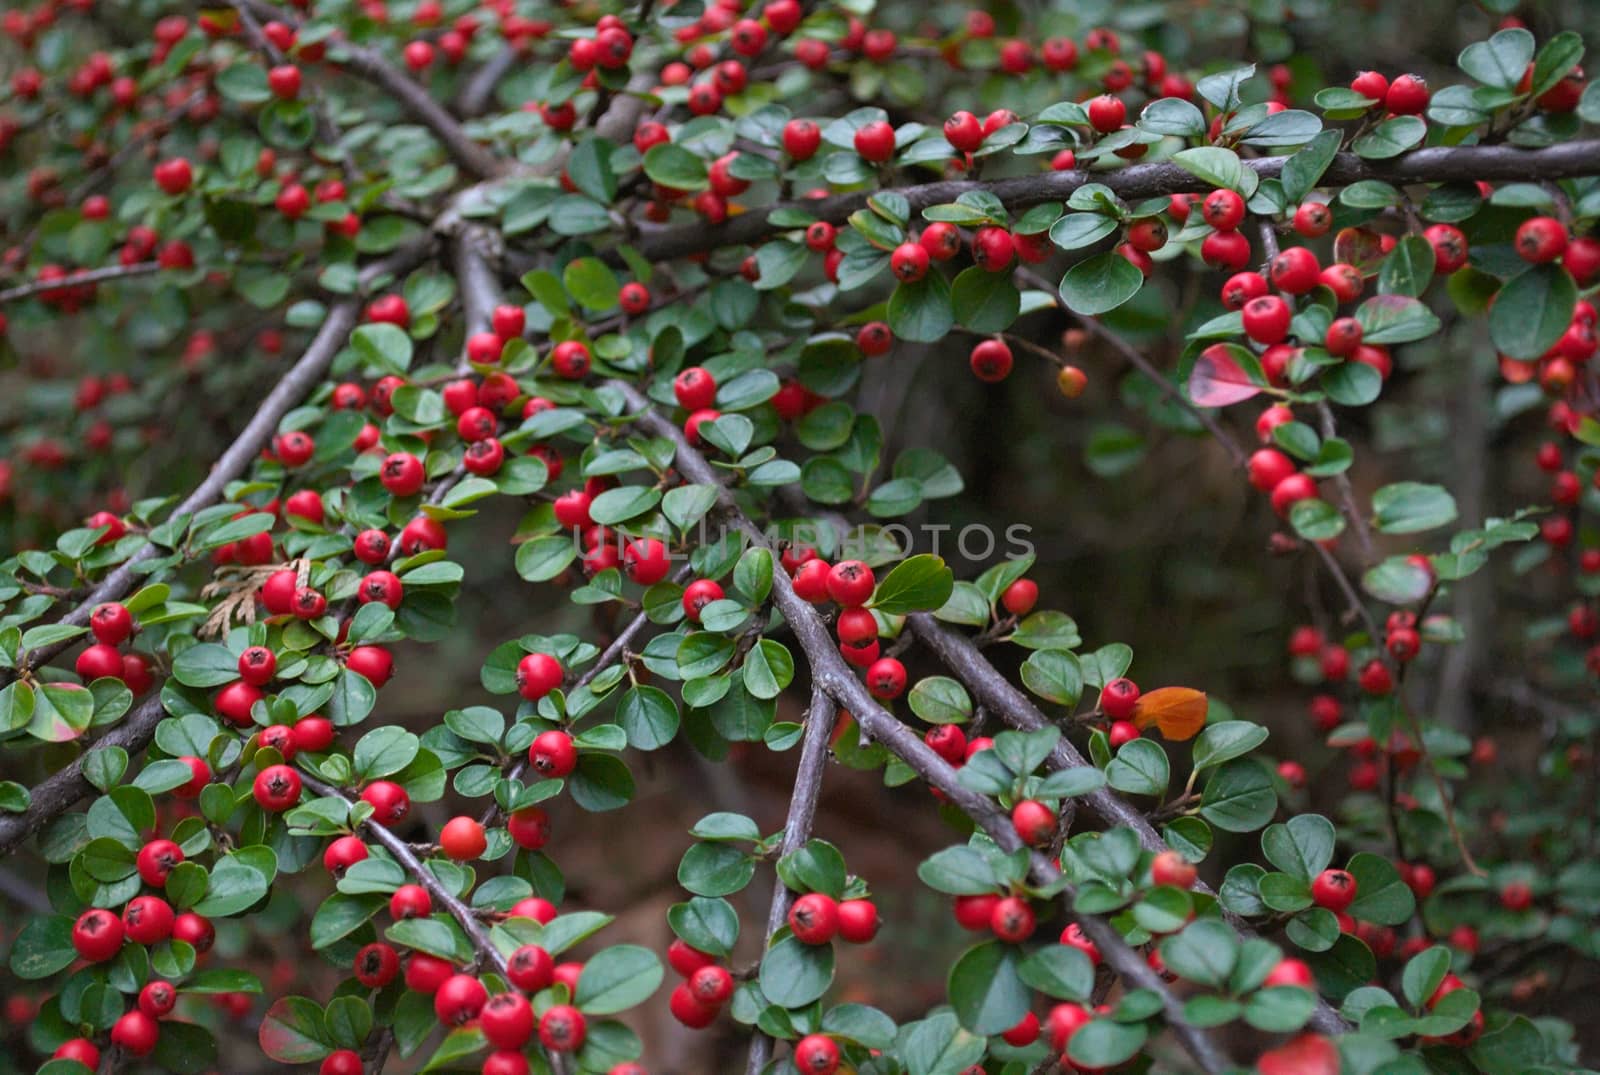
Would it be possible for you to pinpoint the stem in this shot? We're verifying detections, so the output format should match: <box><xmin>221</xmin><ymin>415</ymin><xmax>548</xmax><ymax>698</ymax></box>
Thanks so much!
<box><xmin>745</xmin><ymin>687</ymin><xmax>834</xmax><ymax>1075</ymax></box>
<box><xmin>295</xmin><ymin>766</ymin><xmax>509</xmax><ymax>974</ymax></box>
<box><xmin>1014</xmin><ymin>264</ymin><xmax>1248</xmax><ymax>468</ymax></box>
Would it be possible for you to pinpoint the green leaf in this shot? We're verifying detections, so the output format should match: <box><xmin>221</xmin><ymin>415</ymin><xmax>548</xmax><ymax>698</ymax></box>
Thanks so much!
<box><xmin>1281</xmin><ymin>130</ymin><xmax>1343</xmax><ymax>204</ymax></box>
<box><xmin>1354</xmin><ymin>294</ymin><xmax>1441</xmax><ymax>344</ymax></box>
<box><xmin>617</xmin><ymin>686</ymin><xmax>679</xmax><ymax>751</ymax></box>
<box><xmin>1017</xmin><ymin>944</ymin><xmax>1094</xmax><ymax>1001</ymax></box>
<box><xmin>1261</xmin><ymin>814</ymin><xmax>1336</xmax><ymax>881</ymax></box>
<box><xmin>1201</xmin><ymin>759</ymin><xmax>1278</xmax><ymax>833</ymax></box>
<box><xmin>575</xmin><ymin>945</ymin><xmax>663</xmax><ymax>1014</ymax></box>
<box><xmin>1172</xmin><ymin>147</ymin><xmax>1247</xmax><ymax>191</ymax></box>
<box><xmin>1362</xmin><ymin>557</ymin><xmax>1434</xmax><ymax>604</ymax></box>
<box><xmin>1378</xmin><ymin>235</ymin><xmax>1436</xmax><ymax>298</ymax></box>
<box><xmin>677</xmin><ymin>841</ymin><xmax>756</xmax><ymax>897</ymax></box>
<box><xmin>916</xmin><ymin>846</ymin><xmax>1000</xmax><ymax>895</ymax></box>
<box><xmin>1159</xmin><ymin>919</ymin><xmax>1238</xmax><ymax>988</ymax></box>
<box><xmin>1020</xmin><ymin>649</ymin><xmax>1082</xmax><ymax>707</ymax></box>
<box><xmin>1351</xmin><ymin>116</ymin><xmax>1427</xmax><ymax>159</ymax></box>
<box><xmin>901</xmin><ymin>1011</ymin><xmax>987</xmax><ymax>1075</ymax></box>
<box><xmin>1049</xmin><ymin>213</ymin><xmax>1119</xmax><ymax>252</ymax></box>
<box><xmin>887</xmin><ymin>272</ymin><xmax>955</xmax><ymax>343</ymax></box>
<box><xmin>1372</xmin><ymin>482</ymin><xmax>1458</xmax><ymax>534</ymax></box>
<box><xmin>1489</xmin><ymin>264</ymin><xmax>1578</xmax><ymax>360</ymax></box>
<box><xmin>642</xmin><ymin>143</ymin><xmax>708</xmax><ymax>189</ymax></box>
<box><xmin>758</xmin><ymin>934</ymin><xmax>835</xmax><ymax>1008</ymax></box>
<box><xmin>947</xmin><ymin>940</ymin><xmax>1028</xmax><ymax>1035</ymax></box>
<box><xmin>950</xmin><ymin>267</ymin><xmax>1020</xmax><ymax>332</ymax></box>
<box><xmin>1059</xmin><ymin>253</ymin><xmax>1143</xmax><ymax>316</ymax></box>
<box><xmin>1191</xmin><ymin>721</ymin><xmax>1269</xmax><ymax>772</ymax></box>
<box><xmin>172</xmin><ymin>643</ymin><xmax>242</xmax><ymax>688</ymax></box>
<box><xmin>1458</xmin><ymin>27</ymin><xmax>1535</xmax><ymax>89</ymax></box>
<box><xmin>1106</xmin><ymin>739</ymin><xmax>1170</xmax><ymax>797</ymax></box>
<box><xmin>1530</xmin><ymin>32</ymin><xmax>1584</xmax><ymax>98</ymax></box>
<box><xmin>871</xmin><ymin>554</ymin><xmax>954</xmax><ymax>614</ymax></box>
<box><xmin>563</xmin><ymin>257</ymin><xmax>620</xmax><ymax>313</ymax></box>
<box><xmin>8</xmin><ymin>915</ymin><xmax>76</xmax><ymax>979</ymax></box>
<box><xmin>351</xmin><ymin>323</ymin><xmax>413</xmax><ymax>374</ymax></box>
<box><xmin>1067</xmin><ymin>1018</ymin><xmax>1148</xmax><ymax>1069</ymax></box>
<box><xmin>667</xmin><ymin>897</ymin><xmax>739</xmax><ymax>958</ymax></box>
<box><xmin>1346</xmin><ymin>851</ymin><xmax>1416</xmax><ymax>925</ymax></box>
<box><xmin>258</xmin><ymin>997</ymin><xmax>331</xmax><ymax>1063</ymax></box>
<box><xmin>353</xmin><ymin>727</ymin><xmax>420</xmax><ymax>778</ymax></box>
<box><xmin>1401</xmin><ymin>945</ymin><xmax>1452</xmax><ymax>1008</ymax></box>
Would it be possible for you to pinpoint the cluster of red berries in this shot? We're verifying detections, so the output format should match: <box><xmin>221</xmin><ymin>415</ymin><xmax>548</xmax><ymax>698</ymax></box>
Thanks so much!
<box><xmin>664</xmin><ymin>940</ymin><xmax>735</xmax><ymax>1029</ymax></box>
<box><xmin>66</xmin><ymin>838</ymin><xmax>221</xmax><ymax>1058</ymax></box>
<box><xmin>74</xmin><ymin>600</ymin><xmax>156</xmax><ymax>693</ymax></box>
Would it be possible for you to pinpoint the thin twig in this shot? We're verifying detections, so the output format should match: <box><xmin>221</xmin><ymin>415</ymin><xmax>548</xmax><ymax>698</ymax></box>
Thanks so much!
<box><xmin>1012</xmin><ymin>264</ymin><xmax>1248</xmax><ymax>468</ymax></box>
<box><xmin>745</xmin><ymin>687</ymin><xmax>834</xmax><ymax>1075</ymax></box>
<box><xmin>0</xmin><ymin>261</ymin><xmax>161</xmax><ymax>304</ymax></box>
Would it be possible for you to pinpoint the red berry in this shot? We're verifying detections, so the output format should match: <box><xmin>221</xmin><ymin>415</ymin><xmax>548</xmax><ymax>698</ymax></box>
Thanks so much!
<box><xmin>1012</xmin><ymin>799</ymin><xmax>1056</xmax><ymax>846</ymax></box>
<box><xmin>1310</xmin><ymin>868</ymin><xmax>1358</xmax><ymax>912</ymax></box>
<box><xmin>439</xmin><ymin>816</ymin><xmax>487</xmax><ymax>860</ymax></box>
<box><xmin>989</xmin><ymin>896</ymin><xmax>1036</xmax><ymax>942</ymax></box>
<box><xmin>538</xmin><ymin>1005</ymin><xmax>586</xmax><ymax>1052</ymax></box>
<box><xmin>1385</xmin><ymin>74</ymin><xmax>1430</xmax><ymax>115</ymax></box>
<box><xmin>516</xmin><ymin>652</ymin><xmax>563</xmax><ymax>701</ymax></box>
<box><xmin>110</xmin><ymin>1010</ymin><xmax>159</xmax><ymax>1057</ymax></box>
<box><xmin>122</xmin><ymin>895</ymin><xmax>175</xmax><ymax>944</ymax></box>
<box><xmin>969</xmin><ymin>339</ymin><xmax>1013</xmax><ymax>382</ymax></box>
<box><xmin>794</xmin><ymin>1034</ymin><xmax>840</xmax><ymax>1074</ymax></box>
<box><xmin>529</xmin><ymin>729</ymin><xmax>578</xmax><ymax>777</ymax></box>
<box><xmin>788</xmin><ymin>892</ymin><xmax>839</xmax><ymax>944</ymax></box>
<box><xmin>1150</xmin><ymin>850</ymin><xmax>1197</xmax><ymax>888</ymax></box>
<box><xmin>853</xmin><ymin>120</ymin><xmax>895</xmax><ymax>162</ymax></box>
<box><xmin>434</xmin><ymin>973</ymin><xmax>489</xmax><ymax>1027</ymax></box>
<box><xmin>1087</xmin><ymin>94</ymin><xmax>1126</xmax><ymax>133</ymax></box>
<box><xmin>1100</xmin><ymin>677</ymin><xmax>1140</xmax><ymax>721</ymax></box>
<box><xmin>72</xmin><ymin>908</ymin><xmax>125</xmax><ymax>962</ymax></box>
<box><xmin>1201</xmin><ymin>188</ymin><xmax>1246</xmax><ymax>231</ymax></box>
<box><xmin>253</xmin><ymin>764</ymin><xmax>302</xmax><ymax>810</ymax></box>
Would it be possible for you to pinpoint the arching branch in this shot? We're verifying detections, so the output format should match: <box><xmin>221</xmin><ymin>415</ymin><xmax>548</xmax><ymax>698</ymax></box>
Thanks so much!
<box><xmin>634</xmin><ymin>139</ymin><xmax>1600</xmax><ymax>262</ymax></box>
<box><xmin>236</xmin><ymin>0</ymin><xmax>508</xmax><ymax>180</ymax></box>
<box><xmin>614</xmin><ymin>381</ymin><xmax>1241</xmax><ymax>1074</ymax></box>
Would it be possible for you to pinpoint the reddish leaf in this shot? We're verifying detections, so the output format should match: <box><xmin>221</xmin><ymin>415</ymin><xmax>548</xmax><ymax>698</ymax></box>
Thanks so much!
<box><xmin>1332</xmin><ymin>226</ymin><xmax>1386</xmax><ymax>276</ymax></box>
<box><xmin>258</xmin><ymin>997</ymin><xmax>332</xmax><ymax>1063</ymax></box>
<box><xmin>1188</xmin><ymin>344</ymin><xmax>1262</xmax><ymax>408</ymax></box>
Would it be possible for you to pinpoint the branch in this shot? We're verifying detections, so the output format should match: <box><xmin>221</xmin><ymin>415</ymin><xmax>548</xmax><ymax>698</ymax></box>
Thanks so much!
<box><xmin>10</xmin><ymin>239</ymin><xmax>433</xmax><ymax>683</ymax></box>
<box><xmin>745</xmin><ymin>686</ymin><xmax>834</xmax><ymax>1075</ymax></box>
<box><xmin>633</xmin><ymin>140</ymin><xmax>1600</xmax><ymax>262</ymax></box>
<box><xmin>454</xmin><ymin>48</ymin><xmax>517</xmax><ymax>118</ymax></box>
<box><xmin>613</xmin><ymin>381</ymin><xmax>1237</xmax><ymax>1073</ymax></box>
<box><xmin>0</xmin><ymin>241</ymin><xmax>435</xmax><ymax>851</ymax></box>
<box><xmin>0</xmin><ymin>262</ymin><xmax>162</xmax><ymax>305</ymax></box>
<box><xmin>0</xmin><ymin>695</ymin><xmax>165</xmax><ymax>853</ymax></box>
<box><xmin>902</xmin><ymin>613</ymin><xmax>1346</xmax><ymax>1034</ymax></box>
<box><xmin>237</xmin><ymin>0</ymin><xmax>507</xmax><ymax>179</ymax></box>
<box><xmin>295</xmin><ymin>765</ymin><xmax>509</xmax><ymax>975</ymax></box>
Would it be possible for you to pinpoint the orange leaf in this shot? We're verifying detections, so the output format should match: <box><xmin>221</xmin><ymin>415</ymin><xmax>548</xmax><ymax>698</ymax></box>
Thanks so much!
<box><xmin>1131</xmin><ymin>686</ymin><xmax>1208</xmax><ymax>741</ymax></box>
